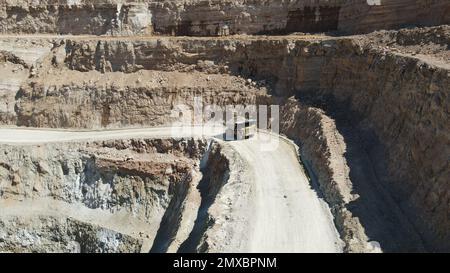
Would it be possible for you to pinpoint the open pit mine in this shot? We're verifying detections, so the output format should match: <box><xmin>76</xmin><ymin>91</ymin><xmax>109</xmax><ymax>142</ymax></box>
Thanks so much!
<box><xmin>0</xmin><ymin>0</ymin><xmax>448</xmax><ymax>254</ymax></box>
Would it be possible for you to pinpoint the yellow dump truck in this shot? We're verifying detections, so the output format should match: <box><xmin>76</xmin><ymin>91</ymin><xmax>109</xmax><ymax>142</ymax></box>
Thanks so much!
<box><xmin>225</xmin><ymin>119</ymin><xmax>257</xmax><ymax>140</ymax></box>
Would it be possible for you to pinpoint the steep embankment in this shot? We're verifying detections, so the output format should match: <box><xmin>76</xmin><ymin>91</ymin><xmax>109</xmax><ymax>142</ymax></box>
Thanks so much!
<box><xmin>0</xmin><ymin>137</ymin><xmax>208</xmax><ymax>252</ymax></box>
<box><xmin>318</xmin><ymin>39</ymin><xmax>449</xmax><ymax>252</ymax></box>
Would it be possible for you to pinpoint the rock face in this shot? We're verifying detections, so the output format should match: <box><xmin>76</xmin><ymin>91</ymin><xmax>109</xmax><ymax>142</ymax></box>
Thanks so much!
<box><xmin>1</xmin><ymin>0</ymin><xmax>449</xmax><ymax>36</ymax></box>
<box><xmin>319</xmin><ymin>40</ymin><xmax>449</xmax><ymax>252</ymax></box>
<box><xmin>0</xmin><ymin>138</ymin><xmax>208</xmax><ymax>252</ymax></box>
<box><xmin>15</xmin><ymin>69</ymin><xmax>264</xmax><ymax>128</ymax></box>
<box><xmin>256</xmin><ymin>34</ymin><xmax>449</xmax><ymax>252</ymax></box>
<box><xmin>0</xmin><ymin>216</ymin><xmax>143</xmax><ymax>253</ymax></box>
<box><xmin>116</xmin><ymin>3</ymin><xmax>153</xmax><ymax>35</ymax></box>
<box><xmin>0</xmin><ymin>60</ymin><xmax>28</xmax><ymax>125</ymax></box>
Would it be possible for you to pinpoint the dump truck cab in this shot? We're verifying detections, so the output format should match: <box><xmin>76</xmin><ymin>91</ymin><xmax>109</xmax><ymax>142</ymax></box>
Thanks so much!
<box><xmin>224</xmin><ymin>118</ymin><xmax>257</xmax><ymax>141</ymax></box>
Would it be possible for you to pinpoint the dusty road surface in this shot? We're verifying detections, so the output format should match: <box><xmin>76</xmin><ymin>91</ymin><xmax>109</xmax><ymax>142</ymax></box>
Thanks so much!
<box><xmin>0</xmin><ymin>126</ymin><xmax>225</xmax><ymax>144</ymax></box>
<box><xmin>229</xmin><ymin>133</ymin><xmax>343</xmax><ymax>253</ymax></box>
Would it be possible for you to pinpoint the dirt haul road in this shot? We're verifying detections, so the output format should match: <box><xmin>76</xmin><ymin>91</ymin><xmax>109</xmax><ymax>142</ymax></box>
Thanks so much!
<box><xmin>0</xmin><ymin>127</ymin><xmax>342</xmax><ymax>252</ymax></box>
<box><xmin>0</xmin><ymin>126</ymin><xmax>225</xmax><ymax>144</ymax></box>
<box><xmin>229</xmin><ymin>135</ymin><xmax>342</xmax><ymax>253</ymax></box>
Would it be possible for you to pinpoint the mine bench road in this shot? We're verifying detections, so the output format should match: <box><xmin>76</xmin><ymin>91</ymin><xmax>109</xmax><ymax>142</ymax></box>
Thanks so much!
<box><xmin>0</xmin><ymin>34</ymin><xmax>327</xmax><ymax>40</ymax></box>
<box><xmin>0</xmin><ymin>126</ymin><xmax>342</xmax><ymax>252</ymax></box>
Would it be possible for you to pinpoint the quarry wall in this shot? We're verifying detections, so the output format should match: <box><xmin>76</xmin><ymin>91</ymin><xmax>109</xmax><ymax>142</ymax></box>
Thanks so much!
<box><xmin>0</xmin><ymin>137</ymin><xmax>209</xmax><ymax>252</ymax></box>
<box><xmin>1</xmin><ymin>0</ymin><xmax>449</xmax><ymax>36</ymax></box>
